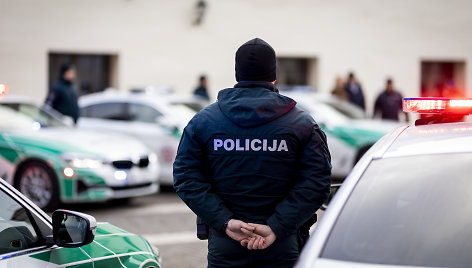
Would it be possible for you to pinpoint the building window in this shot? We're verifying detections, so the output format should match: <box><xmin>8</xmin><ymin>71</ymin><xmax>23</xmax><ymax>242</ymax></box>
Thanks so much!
<box><xmin>48</xmin><ymin>53</ymin><xmax>118</xmax><ymax>96</ymax></box>
<box><xmin>276</xmin><ymin>57</ymin><xmax>318</xmax><ymax>92</ymax></box>
<box><xmin>421</xmin><ymin>60</ymin><xmax>466</xmax><ymax>98</ymax></box>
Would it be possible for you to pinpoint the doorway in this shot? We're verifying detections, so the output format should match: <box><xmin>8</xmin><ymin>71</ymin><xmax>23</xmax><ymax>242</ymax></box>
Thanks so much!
<box><xmin>276</xmin><ymin>57</ymin><xmax>318</xmax><ymax>92</ymax></box>
<box><xmin>420</xmin><ymin>61</ymin><xmax>466</xmax><ymax>98</ymax></box>
<box><xmin>48</xmin><ymin>53</ymin><xmax>118</xmax><ymax>96</ymax></box>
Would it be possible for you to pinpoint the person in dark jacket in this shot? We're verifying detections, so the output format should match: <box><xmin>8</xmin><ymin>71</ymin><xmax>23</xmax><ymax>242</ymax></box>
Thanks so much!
<box><xmin>374</xmin><ymin>78</ymin><xmax>408</xmax><ymax>121</ymax></box>
<box><xmin>173</xmin><ymin>38</ymin><xmax>331</xmax><ymax>268</ymax></box>
<box><xmin>45</xmin><ymin>63</ymin><xmax>80</xmax><ymax>124</ymax></box>
<box><xmin>345</xmin><ymin>72</ymin><xmax>366</xmax><ymax>111</ymax></box>
<box><xmin>193</xmin><ymin>75</ymin><xmax>210</xmax><ymax>101</ymax></box>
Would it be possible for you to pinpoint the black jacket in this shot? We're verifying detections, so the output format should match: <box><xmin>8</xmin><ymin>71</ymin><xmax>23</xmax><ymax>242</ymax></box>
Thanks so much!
<box><xmin>173</xmin><ymin>82</ymin><xmax>331</xmax><ymax>239</ymax></box>
<box><xmin>45</xmin><ymin>78</ymin><xmax>79</xmax><ymax>123</ymax></box>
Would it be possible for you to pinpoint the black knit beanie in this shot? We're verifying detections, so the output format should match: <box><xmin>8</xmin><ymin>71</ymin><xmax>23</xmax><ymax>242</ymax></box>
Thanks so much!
<box><xmin>235</xmin><ymin>38</ymin><xmax>277</xmax><ymax>82</ymax></box>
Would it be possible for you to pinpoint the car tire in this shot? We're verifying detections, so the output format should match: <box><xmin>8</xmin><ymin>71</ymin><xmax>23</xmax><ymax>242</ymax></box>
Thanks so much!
<box><xmin>15</xmin><ymin>161</ymin><xmax>59</xmax><ymax>211</ymax></box>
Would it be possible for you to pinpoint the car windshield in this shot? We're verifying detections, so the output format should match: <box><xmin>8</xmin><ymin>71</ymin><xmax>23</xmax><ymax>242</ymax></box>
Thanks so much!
<box><xmin>322</xmin><ymin>153</ymin><xmax>472</xmax><ymax>267</ymax></box>
<box><xmin>0</xmin><ymin>103</ymin><xmax>66</xmax><ymax>130</ymax></box>
<box><xmin>320</xmin><ymin>98</ymin><xmax>366</xmax><ymax>120</ymax></box>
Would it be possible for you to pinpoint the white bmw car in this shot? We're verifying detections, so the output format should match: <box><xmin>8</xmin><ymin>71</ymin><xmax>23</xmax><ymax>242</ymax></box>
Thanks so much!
<box><xmin>0</xmin><ymin>96</ymin><xmax>160</xmax><ymax>210</ymax></box>
<box><xmin>78</xmin><ymin>90</ymin><xmax>198</xmax><ymax>185</ymax></box>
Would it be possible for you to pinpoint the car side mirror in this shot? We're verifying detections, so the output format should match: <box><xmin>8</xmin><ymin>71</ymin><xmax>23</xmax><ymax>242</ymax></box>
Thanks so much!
<box><xmin>52</xmin><ymin>210</ymin><xmax>97</xmax><ymax>248</ymax></box>
<box><xmin>321</xmin><ymin>184</ymin><xmax>341</xmax><ymax>211</ymax></box>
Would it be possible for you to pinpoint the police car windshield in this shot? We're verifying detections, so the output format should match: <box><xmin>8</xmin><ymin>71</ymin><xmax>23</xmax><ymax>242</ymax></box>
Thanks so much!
<box><xmin>321</xmin><ymin>99</ymin><xmax>366</xmax><ymax>120</ymax></box>
<box><xmin>322</xmin><ymin>153</ymin><xmax>472</xmax><ymax>267</ymax></box>
<box><xmin>0</xmin><ymin>103</ymin><xmax>66</xmax><ymax>130</ymax></box>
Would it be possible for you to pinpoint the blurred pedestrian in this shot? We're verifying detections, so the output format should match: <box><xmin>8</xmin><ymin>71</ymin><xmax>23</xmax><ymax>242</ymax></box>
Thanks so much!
<box><xmin>193</xmin><ymin>75</ymin><xmax>210</xmax><ymax>101</ymax></box>
<box><xmin>374</xmin><ymin>78</ymin><xmax>408</xmax><ymax>122</ymax></box>
<box><xmin>45</xmin><ymin>63</ymin><xmax>80</xmax><ymax>124</ymax></box>
<box><xmin>345</xmin><ymin>72</ymin><xmax>365</xmax><ymax>111</ymax></box>
<box><xmin>331</xmin><ymin>76</ymin><xmax>347</xmax><ymax>100</ymax></box>
<box><xmin>174</xmin><ymin>38</ymin><xmax>331</xmax><ymax>268</ymax></box>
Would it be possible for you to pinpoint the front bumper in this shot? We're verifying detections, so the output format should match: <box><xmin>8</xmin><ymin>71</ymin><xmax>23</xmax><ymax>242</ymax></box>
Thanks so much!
<box><xmin>57</xmin><ymin>162</ymin><xmax>160</xmax><ymax>202</ymax></box>
<box><xmin>62</xmin><ymin>182</ymin><xmax>160</xmax><ymax>203</ymax></box>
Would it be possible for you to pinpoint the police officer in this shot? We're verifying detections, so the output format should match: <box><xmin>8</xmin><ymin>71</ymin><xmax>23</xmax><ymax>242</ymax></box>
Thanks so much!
<box><xmin>173</xmin><ymin>38</ymin><xmax>331</xmax><ymax>268</ymax></box>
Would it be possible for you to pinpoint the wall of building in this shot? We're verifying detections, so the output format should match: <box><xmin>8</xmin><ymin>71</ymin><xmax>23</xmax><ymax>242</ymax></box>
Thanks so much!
<box><xmin>1</xmin><ymin>0</ymin><xmax>472</xmax><ymax>113</ymax></box>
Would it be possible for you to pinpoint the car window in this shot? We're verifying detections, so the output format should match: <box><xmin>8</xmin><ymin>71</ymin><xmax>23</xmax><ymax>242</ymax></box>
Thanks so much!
<box><xmin>80</xmin><ymin>102</ymin><xmax>129</xmax><ymax>121</ymax></box>
<box><xmin>321</xmin><ymin>153</ymin><xmax>472</xmax><ymax>267</ymax></box>
<box><xmin>0</xmin><ymin>103</ymin><xmax>66</xmax><ymax>129</ymax></box>
<box><xmin>0</xmin><ymin>188</ymin><xmax>40</xmax><ymax>255</ymax></box>
<box><xmin>128</xmin><ymin>103</ymin><xmax>162</xmax><ymax>123</ymax></box>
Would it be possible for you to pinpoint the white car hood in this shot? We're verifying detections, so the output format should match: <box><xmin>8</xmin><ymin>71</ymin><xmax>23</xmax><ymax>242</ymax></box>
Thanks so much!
<box><xmin>13</xmin><ymin>127</ymin><xmax>151</xmax><ymax>160</ymax></box>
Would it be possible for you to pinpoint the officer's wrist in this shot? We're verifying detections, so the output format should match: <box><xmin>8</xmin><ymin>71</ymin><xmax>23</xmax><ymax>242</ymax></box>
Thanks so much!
<box><xmin>223</xmin><ymin>219</ymin><xmax>230</xmax><ymax>231</ymax></box>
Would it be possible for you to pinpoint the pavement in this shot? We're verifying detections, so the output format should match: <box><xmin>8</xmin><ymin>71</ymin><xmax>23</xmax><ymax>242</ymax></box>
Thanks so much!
<box><xmin>63</xmin><ymin>187</ymin><xmax>208</xmax><ymax>268</ymax></box>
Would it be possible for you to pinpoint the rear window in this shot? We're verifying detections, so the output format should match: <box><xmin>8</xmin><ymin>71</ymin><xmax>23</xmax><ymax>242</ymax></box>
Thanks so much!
<box><xmin>322</xmin><ymin>153</ymin><xmax>472</xmax><ymax>267</ymax></box>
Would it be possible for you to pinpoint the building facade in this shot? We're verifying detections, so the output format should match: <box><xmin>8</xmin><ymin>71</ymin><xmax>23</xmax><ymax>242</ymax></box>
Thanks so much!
<box><xmin>1</xmin><ymin>0</ymin><xmax>472</xmax><ymax>113</ymax></box>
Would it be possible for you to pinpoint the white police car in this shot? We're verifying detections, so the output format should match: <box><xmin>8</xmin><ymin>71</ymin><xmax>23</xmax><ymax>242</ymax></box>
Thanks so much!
<box><xmin>283</xmin><ymin>92</ymin><xmax>401</xmax><ymax>178</ymax></box>
<box><xmin>0</xmin><ymin>97</ymin><xmax>160</xmax><ymax>210</ymax></box>
<box><xmin>297</xmin><ymin>98</ymin><xmax>472</xmax><ymax>268</ymax></box>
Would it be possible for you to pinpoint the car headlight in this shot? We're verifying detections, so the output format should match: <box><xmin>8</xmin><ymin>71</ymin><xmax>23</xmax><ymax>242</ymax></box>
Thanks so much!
<box><xmin>148</xmin><ymin>152</ymin><xmax>158</xmax><ymax>164</ymax></box>
<box><xmin>61</xmin><ymin>153</ymin><xmax>105</xmax><ymax>169</ymax></box>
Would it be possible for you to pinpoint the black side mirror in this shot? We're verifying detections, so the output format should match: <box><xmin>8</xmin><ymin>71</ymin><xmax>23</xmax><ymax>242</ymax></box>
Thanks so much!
<box><xmin>321</xmin><ymin>184</ymin><xmax>341</xmax><ymax>211</ymax></box>
<box><xmin>52</xmin><ymin>210</ymin><xmax>97</xmax><ymax>248</ymax></box>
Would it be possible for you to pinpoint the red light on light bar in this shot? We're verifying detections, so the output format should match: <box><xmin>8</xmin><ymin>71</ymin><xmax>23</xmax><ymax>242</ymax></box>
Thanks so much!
<box><xmin>403</xmin><ymin>98</ymin><xmax>446</xmax><ymax>113</ymax></box>
<box><xmin>403</xmin><ymin>98</ymin><xmax>472</xmax><ymax>114</ymax></box>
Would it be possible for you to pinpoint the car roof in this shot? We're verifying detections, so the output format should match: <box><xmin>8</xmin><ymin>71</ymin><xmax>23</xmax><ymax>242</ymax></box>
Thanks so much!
<box><xmin>0</xmin><ymin>95</ymin><xmax>35</xmax><ymax>104</ymax></box>
<box><xmin>376</xmin><ymin>121</ymin><xmax>472</xmax><ymax>159</ymax></box>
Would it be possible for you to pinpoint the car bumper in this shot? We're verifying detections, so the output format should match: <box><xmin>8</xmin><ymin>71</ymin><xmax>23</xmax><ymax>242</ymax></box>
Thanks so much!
<box><xmin>57</xmin><ymin>163</ymin><xmax>160</xmax><ymax>202</ymax></box>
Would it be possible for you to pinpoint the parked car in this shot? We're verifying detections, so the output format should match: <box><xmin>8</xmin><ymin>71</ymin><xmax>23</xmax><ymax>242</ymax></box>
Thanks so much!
<box><xmin>283</xmin><ymin>92</ymin><xmax>401</xmax><ymax>178</ymax></box>
<box><xmin>78</xmin><ymin>91</ymin><xmax>198</xmax><ymax>185</ymax></box>
<box><xmin>0</xmin><ymin>177</ymin><xmax>161</xmax><ymax>267</ymax></box>
<box><xmin>296</xmin><ymin>97</ymin><xmax>472</xmax><ymax>268</ymax></box>
<box><xmin>0</xmin><ymin>96</ymin><xmax>160</xmax><ymax>210</ymax></box>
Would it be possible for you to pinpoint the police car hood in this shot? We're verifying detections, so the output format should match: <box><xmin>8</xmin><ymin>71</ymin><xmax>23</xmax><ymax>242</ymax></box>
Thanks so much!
<box><xmin>217</xmin><ymin>84</ymin><xmax>296</xmax><ymax>128</ymax></box>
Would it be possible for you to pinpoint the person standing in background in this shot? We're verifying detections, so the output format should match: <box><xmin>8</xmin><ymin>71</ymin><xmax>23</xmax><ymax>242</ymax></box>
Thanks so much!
<box><xmin>193</xmin><ymin>75</ymin><xmax>210</xmax><ymax>101</ymax></box>
<box><xmin>345</xmin><ymin>72</ymin><xmax>365</xmax><ymax>111</ymax></box>
<box><xmin>45</xmin><ymin>63</ymin><xmax>80</xmax><ymax>124</ymax></box>
<box><xmin>374</xmin><ymin>78</ymin><xmax>408</xmax><ymax>122</ymax></box>
<box><xmin>331</xmin><ymin>76</ymin><xmax>347</xmax><ymax>101</ymax></box>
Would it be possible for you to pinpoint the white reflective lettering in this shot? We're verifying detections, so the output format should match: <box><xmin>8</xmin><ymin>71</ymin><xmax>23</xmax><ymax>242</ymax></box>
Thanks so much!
<box><xmin>278</xmin><ymin>140</ymin><xmax>288</xmax><ymax>151</ymax></box>
<box><xmin>214</xmin><ymin>138</ymin><xmax>288</xmax><ymax>152</ymax></box>
<box><xmin>224</xmin><ymin>139</ymin><xmax>235</xmax><ymax>151</ymax></box>
<box><xmin>267</xmin><ymin>140</ymin><xmax>277</xmax><ymax>151</ymax></box>
<box><xmin>235</xmin><ymin>139</ymin><xmax>244</xmax><ymax>151</ymax></box>
<box><xmin>251</xmin><ymin>139</ymin><xmax>262</xmax><ymax>151</ymax></box>
<box><xmin>214</xmin><ymin>139</ymin><xmax>223</xmax><ymax>151</ymax></box>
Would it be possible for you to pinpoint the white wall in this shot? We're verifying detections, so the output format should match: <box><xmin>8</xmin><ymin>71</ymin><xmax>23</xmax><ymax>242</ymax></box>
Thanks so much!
<box><xmin>1</xmin><ymin>0</ymin><xmax>472</xmax><ymax>113</ymax></box>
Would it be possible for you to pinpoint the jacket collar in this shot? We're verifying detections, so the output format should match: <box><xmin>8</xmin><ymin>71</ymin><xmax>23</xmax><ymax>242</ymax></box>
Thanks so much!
<box><xmin>234</xmin><ymin>81</ymin><xmax>279</xmax><ymax>93</ymax></box>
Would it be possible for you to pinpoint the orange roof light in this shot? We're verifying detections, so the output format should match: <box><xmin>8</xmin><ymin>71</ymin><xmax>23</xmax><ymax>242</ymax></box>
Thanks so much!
<box><xmin>0</xmin><ymin>84</ymin><xmax>8</xmax><ymax>97</ymax></box>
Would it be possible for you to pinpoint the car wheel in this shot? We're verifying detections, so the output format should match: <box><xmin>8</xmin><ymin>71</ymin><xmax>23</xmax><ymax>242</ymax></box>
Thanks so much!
<box><xmin>15</xmin><ymin>161</ymin><xmax>59</xmax><ymax>211</ymax></box>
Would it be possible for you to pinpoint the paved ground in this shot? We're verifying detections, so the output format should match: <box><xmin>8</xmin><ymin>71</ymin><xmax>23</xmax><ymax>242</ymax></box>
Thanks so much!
<box><xmin>63</xmin><ymin>187</ymin><xmax>208</xmax><ymax>268</ymax></box>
